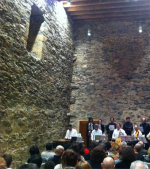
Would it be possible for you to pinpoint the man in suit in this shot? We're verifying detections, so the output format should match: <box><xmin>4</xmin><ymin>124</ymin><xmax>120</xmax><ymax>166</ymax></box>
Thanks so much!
<box><xmin>123</xmin><ymin>117</ymin><xmax>133</xmax><ymax>136</ymax></box>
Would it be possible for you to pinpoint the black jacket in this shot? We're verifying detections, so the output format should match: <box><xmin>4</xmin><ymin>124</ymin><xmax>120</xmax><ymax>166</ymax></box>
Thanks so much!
<box><xmin>123</xmin><ymin>122</ymin><xmax>133</xmax><ymax>135</ymax></box>
<box><xmin>140</xmin><ymin>123</ymin><xmax>150</xmax><ymax>136</ymax></box>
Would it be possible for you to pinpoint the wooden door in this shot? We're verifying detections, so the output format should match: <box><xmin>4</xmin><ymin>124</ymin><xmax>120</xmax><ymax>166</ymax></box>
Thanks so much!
<box><xmin>79</xmin><ymin>120</ymin><xmax>98</xmax><ymax>147</ymax></box>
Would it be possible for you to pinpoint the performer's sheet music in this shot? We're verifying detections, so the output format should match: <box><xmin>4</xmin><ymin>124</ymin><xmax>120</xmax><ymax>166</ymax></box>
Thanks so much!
<box><xmin>109</xmin><ymin>125</ymin><xmax>114</xmax><ymax>131</ymax></box>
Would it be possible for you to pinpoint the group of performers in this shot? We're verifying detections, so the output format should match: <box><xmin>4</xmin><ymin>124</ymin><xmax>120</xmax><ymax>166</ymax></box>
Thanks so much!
<box><xmin>86</xmin><ymin>117</ymin><xmax>150</xmax><ymax>148</ymax></box>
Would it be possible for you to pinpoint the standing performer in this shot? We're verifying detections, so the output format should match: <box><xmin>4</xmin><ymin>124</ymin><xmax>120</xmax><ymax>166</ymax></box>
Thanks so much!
<box><xmin>86</xmin><ymin>117</ymin><xmax>95</xmax><ymax>148</ymax></box>
<box><xmin>98</xmin><ymin>119</ymin><xmax>105</xmax><ymax>134</ymax></box>
<box><xmin>123</xmin><ymin>117</ymin><xmax>133</xmax><ymax>136</ymax></box>
<box><xmin>107</xmin><ymin>117</ymin><xmax>116</xmax><ymax>141</ymax></box>
<box><xmin>140</xmin><ymin>118</ymin><xmax>150</xmax><ymax>137</ymax></box>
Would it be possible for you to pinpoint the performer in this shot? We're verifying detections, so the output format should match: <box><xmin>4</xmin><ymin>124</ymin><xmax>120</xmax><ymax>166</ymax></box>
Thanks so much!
<box><xmin>133</xmin><ymin>125</ymin><xmax>142</xmax><ymax>140</ymax></box>
<box><xmin>86</xmin><ymin>117</ymin><xmax>95</xmax><ymax>147</ymax></box>
<box><xmin>140</xmin><ymin>118</ymin><xmax>150</xmax><ymax>137</ymax></box>
<box><xmin>123</xmin><ymin>117</ymin><xmax>133</xmax><ymax>135</ymax></box>
<box><xmin>112</xmin><ymin>123</ymin><xmax>127</xmax><ymax>140</ymax></box>
<box><xmin>106</xmin><ymin>117</ymin><xmax>116</xmax><ymax>141</ymax></box>
<box><xmin>91</xmin><ymin>124</ymin><xmax>102</xmax><ymax>140</ymax></box>
<box><xmin>65</xmin><ymin>124</ymin><xmax>77</xmax><ymax>139</ymax></box>
<box><xmin>98</xmin><ymin>119</ymin><xmax>105</xmax><ymax>133</ymax></box>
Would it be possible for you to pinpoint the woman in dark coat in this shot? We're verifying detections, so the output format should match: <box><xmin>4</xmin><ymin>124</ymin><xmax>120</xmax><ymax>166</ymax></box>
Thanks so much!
<box><xmin>86</xmin><ymin>117</ymin><xmax>95</xmax><ymax>148</ymax></box>
<box><xmin>98</xmin><ymin>119</ymin><xmax>105</xmax><ymax>134</ymax></box>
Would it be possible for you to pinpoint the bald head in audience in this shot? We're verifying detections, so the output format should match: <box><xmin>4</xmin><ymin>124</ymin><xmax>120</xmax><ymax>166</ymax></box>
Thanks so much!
<box><xmin>55</xmin><ymin>145</ymin><xmax>64</xmax><ymax>156</ymax></box>
<box><xmin>101</xmin><ymin>157</ymin><xmax>115</xmax><ymax>169</ymax></box>
<box><xmin>130</xmin><ymin>160</ymin><xmax>148</xmax><ymax>169</ymax></box>
<box><xmin>134</xmin><ymin>144</ymin><xmax>142</xmax><ymax>153</ymax></box>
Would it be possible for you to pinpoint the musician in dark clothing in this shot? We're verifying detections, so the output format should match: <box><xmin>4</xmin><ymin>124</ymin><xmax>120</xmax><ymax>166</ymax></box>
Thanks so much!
<box><xmin>106</xmin><ymin>117</ymin><xmax>116</xmax><ymax>141</ymax></box>
<box><xmin>98</xmin><ymin>119</ymin><xmax>105</xmax><ymax>133</ymax></box>
<box><xmin>140</xmin><ymin>118</ymin><xmax>150</xmax><ymax>137</ymax></box>
<box><xmin>86</xmin><ymin>117</ymin><xmax>95</xmax><ymax>148</ymax></box>
<box><xmin>123</xmin><ymin>117</ymin><xmax>133</xmax><ymax>135</ymax></box>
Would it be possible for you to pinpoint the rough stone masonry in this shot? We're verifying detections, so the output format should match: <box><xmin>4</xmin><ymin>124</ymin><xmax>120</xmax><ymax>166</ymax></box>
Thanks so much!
<box><xmin>0</xmin><ymin>0</ymin><xmax>73</xmax><ymax>166</ymax></box>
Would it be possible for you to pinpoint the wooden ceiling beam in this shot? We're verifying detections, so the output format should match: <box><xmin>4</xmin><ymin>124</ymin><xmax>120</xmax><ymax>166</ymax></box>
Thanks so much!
<box><xmin>65</xmin><ymin>1</ymin><xmax>150</xmax><ymax>11</ymax></box>
<box><xmin>72</xmin><ymin>11</ymin><xmax>150</xmax><ymax>19</ymax></box>
<box><xmin>68</xmin><ymin>6</ymin><xmax>150</xmax><ymax>16</ymax></box>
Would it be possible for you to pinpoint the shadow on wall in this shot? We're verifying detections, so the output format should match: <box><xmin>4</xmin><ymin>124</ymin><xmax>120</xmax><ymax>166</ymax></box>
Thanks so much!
<box><xmin>27</xmin><ymin>4</ymin><xmax>44</xmax><ymax>52</ymax></box>
<box><xmin>101</xmin><ymin>34</ymin><xmax>149</xmax><ymax>79</ymax></box>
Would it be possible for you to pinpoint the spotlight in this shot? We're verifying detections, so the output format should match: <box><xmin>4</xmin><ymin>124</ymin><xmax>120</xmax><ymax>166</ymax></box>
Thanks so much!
<box><xmin>139</xmin><ymin>25</ymin><xmax>142</xmax><ymax>33</ymax></box>
<box><xmin>87</xmin><ymin>29</ymin><xmax>91</xmax><ymax>36</ymax></box>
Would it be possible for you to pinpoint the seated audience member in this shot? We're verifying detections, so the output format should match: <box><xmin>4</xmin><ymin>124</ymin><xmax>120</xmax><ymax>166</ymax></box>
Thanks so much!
<box><xmin>112</xmin><ymin>123</ymin><xmax>127</xmax><ymax>141</ymax></box>
<box><xmin>65</xmin><ymin>124</ymin><xmax>77</xmax><ymax>140</ymax></box>
<box><xmin>0</xmin><ymin>157</ymin><xmax>7</xmax><ymax>169</ymax></box>
<box><xmin>115</xmin><ymin>146</ymin><xmax>136</xmax><ymax>169</ymax></box>
<box><xmin>101</xmin><ymin>157</ymin><xmax>115</xmax><ymax>169</ymax></box>
<box><xmin>48</xmin><ymin>145</ymin><xmax>64</xmax><ymax>166</ymax></box>
<box><xmin>134</xmin><ymin>144</ymin><xmax>144</xmax><ymax>161</ymax></box>
<box><xmin>91</xmin><ymin>124</ymin><xmax>102</xmax><ymax>140</ymax></box>
<box><xmin>138</xmin><ymin>141</ymin><xmax>147</xmax><ymax>156</ymax></box>
<box><xmin>84</xmin><ymin>141</ymin><xmax>99</xmax><ymax>161</ymax></box>
<box><xmin>105</xmin><ymin>142</ymin><xmax>111</xmax><ymax>153</ymax></box>
<box><xmin>75</xmin><ymin>160</ymin><xmax>92</xmax><ymax>169</ymax></box>
<box><xmin>70</xmin><ymin>143</ymin><xmax>85</xmax><ymax>161</ymax></box>
<box><xmin>18</xmin><ymin>163</ymin><xmax>38</xmax><ymax>169</ymax></box>
<box><xmin>28</xmin><ymin>154</ymin><xmax>42</xmax><ymax>169</ymax></box>
<box><xmin>2</xmin><ymin>154</ymin><xmax>12</xmax><ymax>169</ymax></box>
<box><xmin>108</xmin><ymin>143</ymin><xmax>119</xmax><ymax>160</ymax></box>
<box><xmin>29</xmin><ymin>145</ymin><xmax>40</xmax><ymax>156</ymax></box>
<box><xmin>130</xmin><ymin>160</ymin><xmax>148</xmax><ymax>169</ymax></box>
<box><xmin>87</xmin><ymin>145</ymin><xmax>106</xmax><ymax>169</ymax></box>
<box><xmin>54</xmin><ymin>149</ymin><xmax>77</xmax><ymax>169</ymax></box>
<box><xmin>44</xmin><ymin>161</ymin><xmax>55</xmax><ymax>169</ymax></box>
<box><xmin>144</xmin><ymin>147</ymin><xmax>150</xmax><ymax>162</ymax></box>
<box><xmin>41</xmin><ymin>143</ymin><xmax>55</xmax><ymax>160</ymax></box>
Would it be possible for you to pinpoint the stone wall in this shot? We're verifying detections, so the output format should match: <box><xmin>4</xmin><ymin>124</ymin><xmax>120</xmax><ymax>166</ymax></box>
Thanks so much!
<box><xmin>0</xmin><ymin>0</ymin><xmax>73</xmax><ymax>167</ymax></box>
<box><xmin>71</xmin><ymin>21</ymin><xmax>150</xmax><ymax>128</ymax></box>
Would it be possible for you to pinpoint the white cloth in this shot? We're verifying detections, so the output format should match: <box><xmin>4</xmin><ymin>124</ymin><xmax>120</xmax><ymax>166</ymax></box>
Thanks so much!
<box><xmin>133</xmin><ymin>130</ymin><xmax>142</xmax><ymax>140</ymax></box>
<box><xmin>147</xmin><ymin>133</ymin><xmax>150</xmax><ymax>138</ymax></box>
<box><xmin>112</xmin><ymin>128</ymin><xmax>127</xmax><ymax>140</ymax></box>
<box><xmin>65</xmin><ymin>128</ymin><xmax>77</xmax><ymax>139</ymax></box>
<box><xmin>91</xmin><ymin>129</ymin><xmax>102</xmax><ymax>140</ymax></box>
<box><xmin>41</xmin><ymin>150</ymin><xmax>55</xmax><ymax>159</ymax></box>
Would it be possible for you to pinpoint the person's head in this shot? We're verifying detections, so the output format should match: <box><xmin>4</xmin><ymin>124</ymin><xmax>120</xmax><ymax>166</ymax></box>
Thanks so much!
<box><xmin>90</xmin><ymin>146</ymin><xmax>106</xmax><ymax>163</ymax></box>
<box><xmin>110</xmin><ymin>117</ymin><xmax>114</xmax><ymax>123</ymax></box>
<box><xmin>111</xmin><ymin>143</ymin><xmax>120</xmax><ymax>155</ymax></box>
<box><xmin>27</xmin><ymin>154</ymin><xmax>42</xmax><ymax>169</ymax></box>
<box><xmin>138</xmin><ymin>141</ymin><xmax>144</xmax><ymax>149</ymax></box>
<box><xmin>142</xmin><ymin>118</ymin><xmax>146</xmax><ymax>124</ymax></box>
<box><xmin>98</xmin><ymin>119</ymin><xmax>102</xmax><ymax>125</ymax></box>
<box><xmin>116</xmin><ymin>123</ymin><xmax>121</xmax><ymax>130</ymax></box>
<box><xmin>134</xmin><ymin>144</ymin><xmax>142</xmax><ymax>153</ymax></box>
<box><xmin>55</xmin><ymin>145</ymin><xmax>64</xmax><ymax>156</ymax></box>
<box><xmin>105</xmin><ymin>142</ymin><xmax>111</xmax><ymax>151</ymax></box>
<box><xmin>90</xmin><ymin>141</ymin><xmax>99</xmax><ymax>151</ymax></box>
<box><xmin>99</xmin><ymin>143</ymin><xmax>106</xmax><ymax>151</ymax></box>
<box><xmin>44</xmin><ymin>161</ymin><xmax>55</xmax><ymax>169</ymax></box>
<box><xmin>94</xmin><ymin>124</ymin><xmax>99</xmax><ymax>131</ymax></box>
<box><xmin>134</xmin><ymin>125</ymin><xmax>139</xmax><ymax>131</ymax></box>
<box><xmin>29</xmin><ymin>145</ymin><xmax>40</xmax><ymax>156</ymax></box>
<box><xmin>2</xmin><ymin>154</ymin><xmax>12</xmax><ymax>168</ymax></box>
<box><xmin>101</xmin><ymin>157</ymin><xmax>115</xmax><ymax>169</ymax></box>
<box><xmin>46</xmin><ymin>143</ymin><xmax>53</xmax><ymax>151</ymax></box>
<box><xmin>18</xmin><ymin>163</ymin><xmax>38</xmax><ymax>169</ymax></box>
<box><xmin>118</xmin><ymin>145</ymin><xmax>128</xmax><ymax>156</ymax></box>
<box><xmin>62</xmin><ymin>149</ymin><xmax>78</xmax><ymax>168</ymax></box>
<box><xmin>122</xmin><ymin>147</ymin><xmax>136</xmax><ymax>162</ymax></box>
<box><xmin>126</xmin><ymin>117</ymin><xmax>130</xmax><ymax>122</ymax></box>
<box><xmin>130</xmin><ymin>160</ymin><xmax>148</xmax><ymax>169</ymax></box>
<box><xmin>68</xmin><ymin>124</ymin><xmax>72</xmax><ymax>131</ymax></box>
<box><xmin>0</xmin><ymin>157</ymin><xmax>7</xmax><ymax>169</ymax></box>
<box><xmin>70</xmin><ymin>143</ymin><xmax>85</xmax><ymax>157</ymax></box>
<box><xmin>89</xmin><ymin>117</ymin><xmax>93</xmax><ymax>123</ymax></box>
<box><xmin>75</xmin><ymin>160</ymin><xmax>92</xmax><ymax>169</ymax></box>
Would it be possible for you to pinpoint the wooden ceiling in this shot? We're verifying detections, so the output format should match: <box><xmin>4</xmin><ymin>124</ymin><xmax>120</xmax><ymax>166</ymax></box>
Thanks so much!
<box><xmin>59</xmin><ymin>0</ymin><xmax>150</xmax><ymax>22</ymax></box>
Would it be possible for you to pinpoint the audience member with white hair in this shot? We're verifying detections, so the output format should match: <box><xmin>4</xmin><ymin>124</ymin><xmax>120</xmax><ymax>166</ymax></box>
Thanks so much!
<box><xmin>101</xmin><ymin>157</ymin><xmax>115</xmax><ymax>169</ymax></box>
<box><xmin>130</xmin><ymin>160</ymin><xmax>148</xmax><ymax>169</ymax></box>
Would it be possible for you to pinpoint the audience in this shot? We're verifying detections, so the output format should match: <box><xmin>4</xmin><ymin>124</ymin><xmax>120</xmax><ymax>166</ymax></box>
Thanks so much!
<box><xmin>2</xmin><ymin>154</ymin><xmax>13</xmax><ymax>169</ymax></box>
<box><xmin>130</xmin><ymin>160</ymin><xmax>148</xmax><ymax>169</ymax></box>
<box><xmin>48</xmin><ymin>145</ymin><xmax>64</xmax><ymax>166</ymax></box>
<box><xmin>108</xmin><ymin>143</ymin><xmax>119</xmax><ymax>160</ymax></box>
<box><xmin>41</xmin><ymin>143</ymin><xmax>55</xmax><ymax>160</ymax></box>
<box><xmin>138</xmin><ymin>141</ymin><xmax>147</xmax><ymax>156</ymax></box>
<box><xmin>75</xmin><ymin>160</ymin><xmax>92</xmax><ymax>169</ymax></box>
<box><xmin>105</xmin><ymin>142</ymin><xmax>111</xmax><ymax>153</ymax></box>
<box><xmin>87</xmin><ymin>145</ymin><xmax>106</xmax><ymax>169</ymax></box>
<box><xmin>144</xmin><ymin>147</ymin><xmax>150</xmax><ymax>162</ymax></box>
<box><xmin>0</xmin><ymin>157</ymin><xmax>7</xmax><ymax>169</ymax></box>
<box><xmin>29</xmin><ymin>145</ymin><xmax>40</xmax><ymax>156</ymax></box>
<box><xmin>54</xmin><ymin>149</ymin><xmax>77</xmax><ymax>169</ymax></box>
<box><xmin>27</xmin><ymin>154</ymin><xmax>42</xmax><ymax>169</ymax></box>
<box><xmin>115</xmin><ymin>146</ymin><xmax>136</xmax><ymax>169</ymax></box>
<box><xmin>134</xmin><ymin>144</ymin><xmax>144</xmax><ymax>161</ymax></box>
<box><xmin>101</xmin><ymin>157</ymin><xmax>115</xmax><ymax>169</ymax></box>
<box><xmin>44</xmin><ymin>161</ymin><xmax>55</xmax><ymax>169</ymax></box>
<box><xmin>18</xmin><ymin>163</ymin><xmax>38</xmax><ymax>169</ymax></box>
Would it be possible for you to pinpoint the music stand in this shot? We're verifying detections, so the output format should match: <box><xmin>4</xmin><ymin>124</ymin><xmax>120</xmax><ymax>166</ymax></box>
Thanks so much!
<box><xmin>71</xmin><ymin>137</ymin><xmax>77</xmax><ymax>143</ymax></box>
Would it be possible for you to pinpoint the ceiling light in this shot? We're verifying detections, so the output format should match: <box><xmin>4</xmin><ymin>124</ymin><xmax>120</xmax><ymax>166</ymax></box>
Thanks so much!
<box><xmin>139</xmin><ymin>25</ymin><xmax>142</xmax><ymax>33</ymax></box>
<box><xmin>87</xmin><ymin>29</ymin><xmax>91</xmax><ymax>36</ymax></box>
